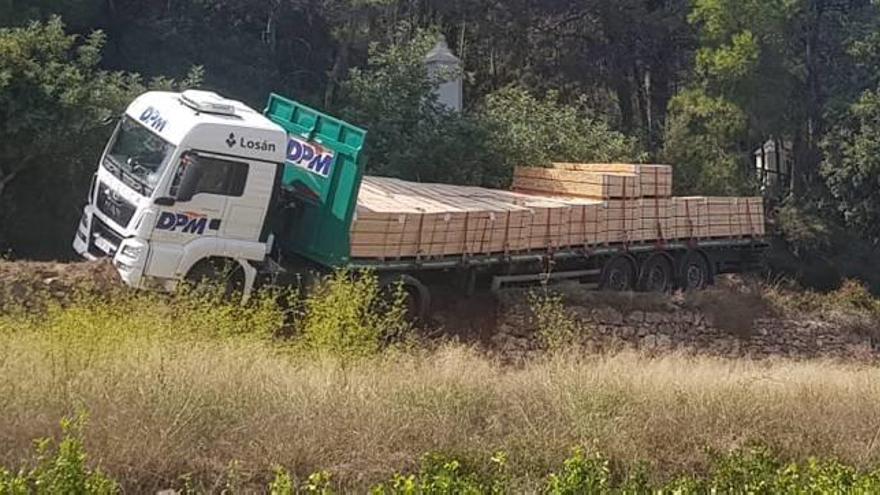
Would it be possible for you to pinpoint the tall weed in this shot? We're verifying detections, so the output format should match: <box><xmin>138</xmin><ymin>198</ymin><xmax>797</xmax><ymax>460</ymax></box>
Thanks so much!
<box><xmin>529</xmin><ymin>290</ymin><xmax>581</xmax><ymax>351</ymax></box>
<box><xmin>0</xmin><ymin>414</ymin><xmax>117</xmax><ymax>495</ymax></box>
<box><xmin>297</xmin><ymin>270</ymin><xmax>411</xmax><ymax>357</ymax></box>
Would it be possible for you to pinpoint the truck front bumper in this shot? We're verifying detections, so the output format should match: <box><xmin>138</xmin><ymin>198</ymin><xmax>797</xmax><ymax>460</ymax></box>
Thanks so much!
<box><xmin>73</xmin><ymin>206</ymin><xmax>149</xmax><ymax>288</ymax></box>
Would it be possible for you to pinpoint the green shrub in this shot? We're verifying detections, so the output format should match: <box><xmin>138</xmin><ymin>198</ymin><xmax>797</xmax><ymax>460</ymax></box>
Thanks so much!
<box><xmin>529</xmin><ymin>290</ymin><xmax>581</xmax><ymax>351</ymax></box>
<box><xmin>266</xmin><ymin>468</ymin><xmax>333</xmax><ymax>494</ymax></box>
<box><xmin>371</xmin><ymin>453</ymin><xmax>507</xmax><ymax>495</ymax></box>
<box><xmin>543</xmin><ymin>448</ymin><xmax>610</xmax><ymax>495</ymax></box>
<box><xmin>0</xmin><ymin>415</ymin><xmax>118</xmax><ymax>495</ymax></box>
<box><xmin>269</xmin><ymin>466</ymin><xmax>296</xmax><ymax>495</ymax></box>
<box><xmin>297</xmin><ymin>270</ymin><xmax>411</xmax><ymax>358</ymax></box>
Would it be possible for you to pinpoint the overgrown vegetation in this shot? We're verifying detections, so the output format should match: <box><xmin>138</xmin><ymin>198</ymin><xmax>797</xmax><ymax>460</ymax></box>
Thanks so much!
<box><xmin>9</xmin><ymin>414</ymin><xmax>880</xmax><ymax>493</ymax></box>
<box><xmin>297</xmin><ymin>270</ymin><xmax>412</xmax><ymax>357</ymax></box>
<box><xmin>5</xmin><ymin>274</ymin><xmax>880</xmax><ymax>492</ymax></box>
<box><xmin>529</xmin><ymin>289</ymin><xmax>583</xmax><ymax>351</ymax></box>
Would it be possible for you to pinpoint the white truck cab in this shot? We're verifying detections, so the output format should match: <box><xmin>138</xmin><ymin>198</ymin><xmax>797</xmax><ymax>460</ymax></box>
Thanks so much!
<box><xmin>73</xmin><ymin>90</ymin><xmax>287</xmax><ymax>294</ymax></box>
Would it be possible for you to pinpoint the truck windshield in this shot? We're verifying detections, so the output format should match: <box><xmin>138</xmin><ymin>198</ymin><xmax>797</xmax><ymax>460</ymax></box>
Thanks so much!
<box><xmin>102</xmin><ymin>116</ymin><xmax>175</xmax><ymax>196</ymax></box>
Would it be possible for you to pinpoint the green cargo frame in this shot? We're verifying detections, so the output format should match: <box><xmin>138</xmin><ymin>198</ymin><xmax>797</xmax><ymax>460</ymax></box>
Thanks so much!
<box><xmin>264</xmin><ymin>93</ymin><xmax>368</xmax><ymax>267</ymax></box>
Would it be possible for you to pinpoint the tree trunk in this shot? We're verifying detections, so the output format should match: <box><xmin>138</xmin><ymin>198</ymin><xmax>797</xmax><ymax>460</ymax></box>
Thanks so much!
<box><xmin>323</xmin><ymin>29</ymin><xmax>352</xmax><ymax>109</ymax></box>
<box><xmin>798</xmin><ymin>0</ymin><xmax>826</xmax><ymax>193</ymax></box>
<box><xmin>614</xmin><ymin>70</ymin><xmax>635</xmax><ymax>134</ymax></box>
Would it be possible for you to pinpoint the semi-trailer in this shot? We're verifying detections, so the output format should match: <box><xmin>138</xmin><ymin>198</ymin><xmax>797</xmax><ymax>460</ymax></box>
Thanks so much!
<box><xmin>73</xmin><ymin>90</ymin><xmax>767</xmax><ymax>318</ymax></box>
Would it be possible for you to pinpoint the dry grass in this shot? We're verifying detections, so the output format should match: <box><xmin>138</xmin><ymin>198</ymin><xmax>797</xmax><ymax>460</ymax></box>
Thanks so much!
<box><xmin>4</xmin><ymin>293</ymin><xmax>880</xmax><ymax>492</ymax></box>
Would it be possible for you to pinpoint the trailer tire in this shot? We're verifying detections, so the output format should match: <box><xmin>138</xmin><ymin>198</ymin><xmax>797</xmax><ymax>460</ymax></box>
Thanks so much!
<box><xmin>639</xmin><ymin>253</ymin><xmax>674</xmax><ymax>293</ymax></box>
<box><xmin>600</xmin><ymin>255</ymin><xmax>637</xmax><ymax>292</ymax></box>
<box><xmin>184</xmin><ymin>257</ymin><xmax>245</xmax><ymax>300</ymax></box>
<box><xmin>677</xmin><ymin>251</ymin><xmax>712</xmax><ymax>291</ymax></box>
<box><xmin>379</xmin><ymin>273</ymin><xmax>431</xmax><ymax>322</ymax></box>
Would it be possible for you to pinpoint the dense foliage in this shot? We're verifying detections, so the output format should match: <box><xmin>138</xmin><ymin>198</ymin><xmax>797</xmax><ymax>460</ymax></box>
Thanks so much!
<box><xmin>3</xmin><ymin>0</ymin><xmax>880</xmax><ymax>286</ymax></box>
<box><xmin>8</xmin><ymin>419</ymin><xmax>880</xmax><ymax>494</ymax></box>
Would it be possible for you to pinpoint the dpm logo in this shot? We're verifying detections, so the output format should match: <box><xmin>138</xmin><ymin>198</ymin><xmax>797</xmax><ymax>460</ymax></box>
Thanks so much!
<box><xmin>286</xmin><ymin>136</ymin><xmax>335</xmax><ymax>178</ymax></box>
<box><xmin>139</xmin><ymin>106</ymin><xmax>168</xmax><ymax>132</ymax></box>
<box><xmin>156</xmin><ymin>211</ymin><xmax>208</xmax><ymax>234</ymax></box>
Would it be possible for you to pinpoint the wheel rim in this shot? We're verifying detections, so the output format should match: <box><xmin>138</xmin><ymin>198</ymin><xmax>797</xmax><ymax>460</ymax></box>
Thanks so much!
<box><xmin>604</xmin><ymin>259</ymin><xmax>633</xmax><ymax>291</ymax></box>
<box><xmin>686</xmin><ymin>263</ymin><xmax>704</xmax><ymax>290</ymax></box>
<box><xmin>609</xmin><ymin>269</ymin><xmax>627</xmax><ymax>291</ymax></box>
<box><xmin>647</xmin><ymin>264</ymin><xmax>668</xmax><ymax>292</ymax></box>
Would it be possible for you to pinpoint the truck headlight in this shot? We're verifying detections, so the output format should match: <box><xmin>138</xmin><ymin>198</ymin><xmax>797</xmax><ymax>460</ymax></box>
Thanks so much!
<box><xmin>120</xmin><ymin>244</ymin><xmax>144</xmax><ymax>259</ymax></box>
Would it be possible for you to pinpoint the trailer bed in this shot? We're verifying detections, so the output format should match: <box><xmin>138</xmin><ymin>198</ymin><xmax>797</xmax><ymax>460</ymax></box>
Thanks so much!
<box><xmin>351</xmin><ymin>174</ymin><xmax>764</xmax><ymax>262</ymax></box>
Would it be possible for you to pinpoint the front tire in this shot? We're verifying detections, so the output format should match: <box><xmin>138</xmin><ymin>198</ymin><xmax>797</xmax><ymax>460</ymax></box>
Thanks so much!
<box><xmin>378</xmin><ymin>273</ymin><xmax>430</xmax><ymax>322</ymax></box>
<box><xmin>184</xmin><ymin>258</ymin><xmax>246</xmax><ymax>300</ymax></box>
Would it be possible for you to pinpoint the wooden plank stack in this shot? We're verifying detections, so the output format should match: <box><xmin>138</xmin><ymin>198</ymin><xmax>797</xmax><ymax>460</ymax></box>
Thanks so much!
<box><xmin>672</xmin><ymin>197</ymin><xmax>709</xmax><ymax>240</ymax></box>
<box><xmin>512</xmin><ymin>166</ymin><xmax>639</xmax><ymax>199</ymax></box>
<box><xmin>706</xmin><ymin>197</ymin><xmax>766</xmax><ymax>238</ymax></box>
<box><xmin>350</xmin><ymin>163</ymin><xmax>765</xmax><ymax>260</ymax></box>
<box><xmin>551</xmin><ymin>163</ymin><xmax>673</xmax><ymax>198</ymax></box>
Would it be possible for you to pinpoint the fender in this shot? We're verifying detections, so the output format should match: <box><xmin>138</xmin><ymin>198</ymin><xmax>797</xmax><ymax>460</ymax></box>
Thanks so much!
<box><xmin>175</xmin><ymin>237</ymin><xmax>266</xmax><ymax>279</ymax></box>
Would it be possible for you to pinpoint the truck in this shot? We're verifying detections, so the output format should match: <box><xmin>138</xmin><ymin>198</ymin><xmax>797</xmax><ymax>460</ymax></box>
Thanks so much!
<box><xmin>73</xmin><ymin>90</ymin><xmax>767</xmax><ymax>318</ymax></box>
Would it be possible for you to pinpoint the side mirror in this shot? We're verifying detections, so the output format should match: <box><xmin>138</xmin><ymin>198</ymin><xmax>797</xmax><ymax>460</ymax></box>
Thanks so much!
<box><xmin>154</xmin><ymin>196</ymin><xmax>176</xmax><ymax>207</ymax></box>
<box><xmin>174</xmin><ymin>156</ymin><xmax>205</xmax><ymax>202</ymax></box>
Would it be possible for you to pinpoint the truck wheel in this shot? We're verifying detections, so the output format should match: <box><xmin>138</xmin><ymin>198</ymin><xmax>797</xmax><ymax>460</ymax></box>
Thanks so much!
<box><xmin>185</xmin><ymin>258</ymin><xmax>245</xmax><ymax>300</ymax></box>
<box><xmin>378</xmin><ymin>274</ymin><xmax>430</xmax><ymax>322</ymax></box>
<box><xmin>678</xmin><ymin>251</ymin><xmax>711</xmax><ymax>291</ymax></box>
<box><xmin>639</xmin><ymin>254</ymin><xmax>673</xmax><ymax>293</ymax></box>
<box><xmin>600</xmin><ymin>255</ymin><xmax>637</xmax><ymax>292</ymax></box>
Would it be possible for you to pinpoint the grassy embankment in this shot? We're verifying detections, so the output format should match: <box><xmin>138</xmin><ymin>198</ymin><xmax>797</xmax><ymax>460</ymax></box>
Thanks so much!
<box><xmin>3</xmin><ymin>272</ymin><xmax>880</xmax><ymax>492</ymax></box>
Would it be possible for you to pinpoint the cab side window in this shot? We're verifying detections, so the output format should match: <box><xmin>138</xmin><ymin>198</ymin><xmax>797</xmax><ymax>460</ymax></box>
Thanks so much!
<box><xmin>171</xmin><ymin>153</ymin><xmax>248</xmax><ymax>199</ymax></box>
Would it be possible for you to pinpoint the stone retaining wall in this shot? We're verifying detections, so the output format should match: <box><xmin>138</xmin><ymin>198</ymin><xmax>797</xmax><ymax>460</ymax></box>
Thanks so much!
<box><xmin>492</xmin><ymin>290</ymin><xmax>880</xmax><ymax>360</ymax></box>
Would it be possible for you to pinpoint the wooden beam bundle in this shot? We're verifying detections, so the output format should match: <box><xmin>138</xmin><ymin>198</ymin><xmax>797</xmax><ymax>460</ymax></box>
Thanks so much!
<box><xmin>350</xmin><ymin>164</ymin><xmax>765</xmax><ymax>260</ymax></box>
<box><xmin>552</xmin><ymin>163</ymin><xmax>673</xmax><ymax>198</ymax></box>
<box><xmin>512</xmin><ymin>166</ymin><xmax>639</xmax><ymax>199</ymax></box>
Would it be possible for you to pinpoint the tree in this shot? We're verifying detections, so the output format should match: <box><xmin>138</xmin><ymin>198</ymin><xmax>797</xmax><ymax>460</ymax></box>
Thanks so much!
<box><xmin>479</xmin><ymin>86</ymin><xmax>644</xmax><ymax>177</ymax></box>
<box><xmin>662</xmin><ymin>88</ymin><xmax>752</xmax><ymax>195</ymax></box>
<box><xmin>821</xmin><ymin>87</ymin><xmax>880</xmax><ymax>242</ymax></box>
<box><xmin>0</xmin><ymin>17</ymin><xmax>198</xmax><ymax>258</ymax></box>
<box><xmin>687</xmin><ymin>0</ymin><xmax>876</xmax><ymax>194</ymax></box>
<box><xmin>339</xmin><ymin>28</ymin><xmax>503</xmax><ymax>186</ymax></box>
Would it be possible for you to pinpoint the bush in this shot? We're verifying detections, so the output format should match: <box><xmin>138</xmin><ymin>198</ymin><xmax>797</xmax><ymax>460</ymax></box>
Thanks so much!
<box><xmin>340</xmin><ymin>28</ymin><xmax>503</xmax><ymax>187</ymax></box>
<box><xmin>340</xmin><ymin>29</ymin><xmax>643</xmax><ymax>190</ymax></box>
<box><xmin>822</xmin><ymin>87</ymin><xmax>880</xmax><ymax>242</ymax></box>
<box><xmin>0</xmin><ymin>414</ymin><xmax>118</xmax><ymax>494</ymax></box>
<box><xmin>479</xmin><ymin>86</ymin><xmax>644</xmax><ymax>178</ymax></box>
<box><xmin>543</xmin><ymin>448</ymin><xmax>610</xmax><ymax>494</ymax></box>
<box><xmin>528</xmin><ymin>290</ymin><xmax>582</xmax><ymax>351</ymax></box>
<box><xmin>297</xmin><ymin>270</ymin><xmax>411</xmax><ymax>357</ymax></box>
<box><xmin>372</xmin><ymin>453</ymin><xmax>506</xmax><ymax>495</ymax></box>
<box><xmin>662</xmin><ymin>88</ymin><xmax>754</xmax><ymax>196</ymax></box>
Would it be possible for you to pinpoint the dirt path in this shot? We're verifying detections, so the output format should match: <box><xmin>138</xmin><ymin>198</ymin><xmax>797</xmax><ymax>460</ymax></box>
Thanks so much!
<box><xmin>0</xmin><ymin>260</ymin><xmax>123</xmax><ymax>306</ymax></box>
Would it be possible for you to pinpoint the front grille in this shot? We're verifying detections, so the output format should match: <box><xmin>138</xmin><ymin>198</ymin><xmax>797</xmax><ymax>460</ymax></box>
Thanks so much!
<box><xmin>88</xmin><ymin>216</ymin><xmax>124</xmax><ymax>258</ymax></box>
<box><xmin>96</xmin><ymin>182</ymin><xmax>136</xmax><ymax>227</ymax></box>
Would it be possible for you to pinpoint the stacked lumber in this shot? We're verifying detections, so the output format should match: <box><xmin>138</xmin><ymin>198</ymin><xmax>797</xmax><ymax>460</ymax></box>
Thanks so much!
<box><xmin>509</xmin><ymin>193</ymin><xmax>606</xmax><ymax>249</ymax></box>
<box><xmin>512</xmin><ymin>166</ymin><xmax>639</xmax><ymax>199</ymax></box>
<box><xmin>672</xmin><ymin>197</ymin><xmax>709</xmax><ymax>240</ymax></box>
<box><xmin>352</xmin><ymin>178</ymin><xmax>612</xmax><ymax>258</ymax></box>
<box><xmin>349</xmin><ymin>163</ymin><xmax>765</xmax><ymax>260</ymax></box>
<box><xmin>706</xmin><ymin>197</ymin><xmax>765</xmax><ymax>238</ymax></box>
<box><xmin>352</xmin><ymin>178</ymin><xmax>532</xmax><ymax>258</ymax></box>
<box><xmin>552</xmin><ymin>163</ymin><xmax>673</xmax><ymax>198</ymax></box>
<box><xmin>637</xmin><ymin>198</ymin><xmax>674</xmax><ymax>242</ymax></box>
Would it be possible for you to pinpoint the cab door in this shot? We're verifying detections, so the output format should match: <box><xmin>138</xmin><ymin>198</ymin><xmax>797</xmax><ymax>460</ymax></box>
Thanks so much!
<box><xmin>144</xmin><ymin>151</ymin><xmax>248</xmax><ymax>279</ymax></box>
